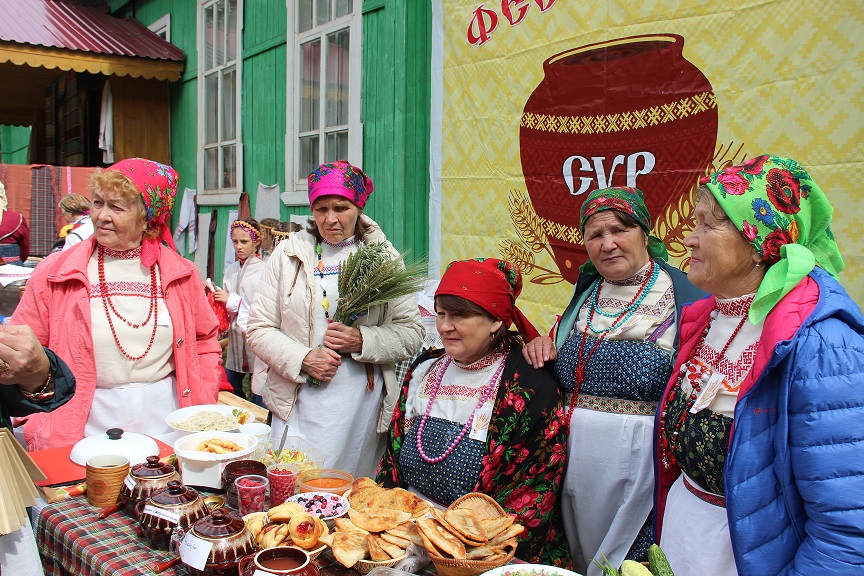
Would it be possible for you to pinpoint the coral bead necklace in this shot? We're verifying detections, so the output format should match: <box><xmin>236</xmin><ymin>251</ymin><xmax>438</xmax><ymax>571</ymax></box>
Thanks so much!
<box><xmin>98</xmin><ymin>244</ymin><xmax>159</xmax><ymax>361</ymax></box>
<box><xmin>416</xmin><ymin>349</ymin><xmax>508</xmax><ymax>464</ymax></box>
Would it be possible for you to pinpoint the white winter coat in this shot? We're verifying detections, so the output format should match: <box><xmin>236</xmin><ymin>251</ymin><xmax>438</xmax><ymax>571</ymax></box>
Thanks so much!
<box><xmin>246</xmin><ymin>216</ymin><xmax>423</xmax><ymax>433</ymax></box>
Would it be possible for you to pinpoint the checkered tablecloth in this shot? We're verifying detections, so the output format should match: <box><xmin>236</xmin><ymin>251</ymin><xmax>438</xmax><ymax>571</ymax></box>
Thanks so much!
<box><xmin>34</xmin><ymin>495</ymin><xmax>441</xmax><ymax>576</ymax></box>
<box><xmin>35</xmin><ymin>496</ymin><xmax>183</xmax><ymax>576</ymax></box>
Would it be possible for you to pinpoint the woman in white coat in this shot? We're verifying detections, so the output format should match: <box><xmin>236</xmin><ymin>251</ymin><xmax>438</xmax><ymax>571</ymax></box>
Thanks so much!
<box><xmin>246</xmin><ymin>161</ymin><xmax>422</xmax><ymax>478</ymax></box>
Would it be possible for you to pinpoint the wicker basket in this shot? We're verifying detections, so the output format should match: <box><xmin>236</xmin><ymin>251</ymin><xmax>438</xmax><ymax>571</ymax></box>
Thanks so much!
<box><xmin>353</xmin><ymin>553</ymin><xmax>408</xmax><ymax>575</ymax></box>
<box><xmin>425</xmin><ymin>493</ymin><xmax>517</xmax><ymax>576</ymax></box>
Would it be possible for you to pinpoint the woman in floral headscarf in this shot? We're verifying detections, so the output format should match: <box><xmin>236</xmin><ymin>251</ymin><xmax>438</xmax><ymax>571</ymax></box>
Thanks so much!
<box><xmin>378</xmin><ymin>258</ymin><xmax>570</xmax><ymax>566</ymax></box>
<box><xmin>247</xmin><ymin>160</ymin><xmax>422</xmax><ymax>478</ymax></box>
<box><xmin>654</xmin><ymin>155</ymin><xmax>864</xmax><ymax>575</ymax></box>
<box><xmin>12</xmin><ymin>158</ymin><xmax>222</xmax><ymax>450</ymax></box>
<box><xmin>522</xmin><ymin>187</ymin><xmax>704</xmax><ymax>574</ymax></box>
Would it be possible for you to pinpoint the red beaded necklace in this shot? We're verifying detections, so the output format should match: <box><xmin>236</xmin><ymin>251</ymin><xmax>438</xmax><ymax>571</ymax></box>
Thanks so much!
<box><xmin>98</xmin><ymin>245</ymin><xmax>160</xmax><ymax>361</ymax></box>
<box><xmin>566</xmin><ymin>262</ymin><xmax>655</xmax><ymax>431</ymax></box>
<box><xmin>658</xmin><ymin>302</ymin><xmax>751</xmax><ymax>469</ymax></box>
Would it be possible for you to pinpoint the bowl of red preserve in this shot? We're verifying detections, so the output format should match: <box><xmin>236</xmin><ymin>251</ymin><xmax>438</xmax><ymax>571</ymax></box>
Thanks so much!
<box><xmin>222</xmin><ymin>459</ymin><xmax>267</xmax><ymax>508</ymax></box>
<box><xmin>239</xmin><ymin>545</ymin><xmax>319</xmax><ymax>576</ymax></box>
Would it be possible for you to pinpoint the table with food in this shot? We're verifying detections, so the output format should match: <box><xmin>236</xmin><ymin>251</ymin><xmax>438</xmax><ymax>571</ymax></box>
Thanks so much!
<box><xmin>26</xmin><ymin>403</ymin><xmax>543</xmax><ymax>576</ymax></box>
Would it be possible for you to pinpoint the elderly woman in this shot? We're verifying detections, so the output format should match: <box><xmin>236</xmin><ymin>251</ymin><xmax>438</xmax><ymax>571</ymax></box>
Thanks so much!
<box><xmin>0</xmin><ymin>180</ymin><xmax>29</xmax><ymax>264</ymax></box>
<box><xmin>655</xmin><ymin>155</ymin><xmax>864</xmax><ymax>575</ymax></box>
<box><xmin>58</xmin><ymin>193</ymin><xmax>95</xmax><ymax>250</ymax></box>
<box><xmin>378</xmin><ymin>258</ymin><xmax>570</xmax><ymax>566</ymax></box>
<box><xmin>522</xmin><ymin>187</ymin><xmax>704</xmax><ymax>574</ymax></box>
<box><xmin>12</xmin><ymin>158</ymin><xmax>222</xmax><ymax>450</ymax></box>
<box><xmin>247</xmin><ymin>161</ymin><xmax>422</xmax><ymax>478</ymax></box>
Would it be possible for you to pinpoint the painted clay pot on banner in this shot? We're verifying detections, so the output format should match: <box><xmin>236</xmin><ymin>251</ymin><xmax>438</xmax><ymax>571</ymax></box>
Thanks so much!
<box><xmin>520</xmin><ymin>34</ymin><xmax>718</xmax><ymax>282</ymax></box>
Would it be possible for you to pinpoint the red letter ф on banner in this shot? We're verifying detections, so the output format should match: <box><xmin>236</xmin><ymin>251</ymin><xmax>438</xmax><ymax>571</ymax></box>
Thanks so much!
<box><xmin>467</xmin><ymin>4</ymin><xmax>499</xmax><ymax>46</ymax></box>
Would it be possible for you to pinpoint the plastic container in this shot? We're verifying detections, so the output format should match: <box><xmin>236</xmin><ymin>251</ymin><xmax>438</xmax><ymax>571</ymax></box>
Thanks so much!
<box><xmin>267</xmin><ymin>463</ymin><xmax>299</xmax><ymax>507</ymax></box>
<box><xmin>296</xmin><ymin>468</ymin><xmax>353</xmax><ymax>496</ymax></box>
<box><xmin>261</xmin><ymin>436</ymin><xmax>325</xmax><ymax>471</ymax></box>
<box><xmin>174</xmin><ymin>431</ymin><xmax>257</xmax><ymax>488</ymax></box>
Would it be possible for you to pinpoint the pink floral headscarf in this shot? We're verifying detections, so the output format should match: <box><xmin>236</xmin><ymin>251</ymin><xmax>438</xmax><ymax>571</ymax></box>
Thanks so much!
<box><xmin>307</xmin><ymin>160</ymin><xmax>374</xmax><ymax>209</ymax></box>
<box><xmin>105</xmin><ymin>158</ymin><xmax>178</xmax><ymax>267</ymax></box>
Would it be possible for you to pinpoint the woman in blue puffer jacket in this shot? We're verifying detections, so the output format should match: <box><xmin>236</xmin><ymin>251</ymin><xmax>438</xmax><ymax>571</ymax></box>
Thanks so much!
<box><xmin>654</xmin><ymin>155</ymin><xmax>864</xmax><ymax>575</ymax></box>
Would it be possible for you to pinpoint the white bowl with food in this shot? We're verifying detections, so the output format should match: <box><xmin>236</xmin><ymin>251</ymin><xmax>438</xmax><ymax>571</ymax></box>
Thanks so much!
<box><xmin>166</xmin><ymin>404</ymin><xmax>254</xmax><ymax>435</ymax></box>
<box><xmin>173</xmin><ymin>431</ymin><xmax>257</xmax><ymax>488</ymax></box>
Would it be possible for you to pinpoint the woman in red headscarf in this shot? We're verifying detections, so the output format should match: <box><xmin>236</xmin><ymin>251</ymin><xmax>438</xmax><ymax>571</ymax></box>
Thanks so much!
<box><xmin>12</xmin><ymin>158</ymin><xmax>222</xmax><ymax>450</ymax></box>
<box><xmin>377</xmin><ymin>258</ymin><xmax>571</xmax><ymax>567</ymax></box>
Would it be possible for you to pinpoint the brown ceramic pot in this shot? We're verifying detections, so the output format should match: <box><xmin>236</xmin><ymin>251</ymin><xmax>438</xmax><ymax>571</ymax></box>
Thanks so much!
<box><xmin>182</xmin><ymin>508</ymin><xmax>257</xmax><ymax>576</ymax></box>
<box><xmin>238</xmin><ymin>546</ymin><xmax>320</xmax><ymax>576</ymax></box>
<box><xmin>137</xmin><ymin>480</ymin><xmax>209</xmax><ymax>551</ymax></box>
<box><xmin>121</xmin><ymin>455</ymin><xmax>182</xmax><ymax>519</ymax></box>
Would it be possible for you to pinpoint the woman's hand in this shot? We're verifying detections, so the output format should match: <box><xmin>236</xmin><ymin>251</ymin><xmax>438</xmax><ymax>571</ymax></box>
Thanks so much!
<box><xmin>302</xmin><ymin>347</ymin><xmax>342</xmax><ymax>382</ymax></box>
<box><xmin>0</xmin><ymin>324</ymin><xmax>51</xmax><ymax>391</ymax></box>
<box><xmin>522</xmin><ymin>336</ymin><xmax>557</xmax><ymax>368</ymax></box>
<box><xmin>323</xmin><ymin>322</ymin><xmax>363</xmax><ymax>354</ymax></box>
<box><xmin>212</xmin><ymin>288</ymin><xmax>230</xmax><ymax>303</ymax></box>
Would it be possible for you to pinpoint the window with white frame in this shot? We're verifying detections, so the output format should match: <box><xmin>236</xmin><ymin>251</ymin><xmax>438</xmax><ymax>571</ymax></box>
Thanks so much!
<box><xmin>148</xmin><ymin>14</ymin><xmax>171</xmax><ymax>42</ymax></box>
<box><xmin>285</xmin><ymin>0</ymin><xmax>362</xmax><ymax>203</ymax></box>
<box><xmin>199</xmin><ymin>0</ymin><xmax>241</xmax><ymax>200</ymax></box>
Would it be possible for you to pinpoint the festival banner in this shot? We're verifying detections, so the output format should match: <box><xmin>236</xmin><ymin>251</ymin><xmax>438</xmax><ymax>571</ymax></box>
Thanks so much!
<box><xmin>434</xmin><ymin>0</ymin><xmax>863</xmax><ymax>330</ymax></box>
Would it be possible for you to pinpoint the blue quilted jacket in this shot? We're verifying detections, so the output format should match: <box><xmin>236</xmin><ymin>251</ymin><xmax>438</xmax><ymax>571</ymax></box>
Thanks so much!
<box><xmin>655</xmin><ymin>268</ymin><xmax>864</xmax><ymax>575</ymax></box>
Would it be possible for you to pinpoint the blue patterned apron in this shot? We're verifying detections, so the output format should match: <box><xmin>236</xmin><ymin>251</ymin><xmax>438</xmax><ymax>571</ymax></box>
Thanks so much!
<box><xmin>400</xmin><ymin>416</ymin><xmax>486</xmax><ymax>506</ymax></box>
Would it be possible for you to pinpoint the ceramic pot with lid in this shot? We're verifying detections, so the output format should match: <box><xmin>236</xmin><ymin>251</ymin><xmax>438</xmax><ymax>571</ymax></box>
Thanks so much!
<box><xmin>121</xmin><ymin>455</ymin><xmax>182</xmax><ymax>518</ymax></box>
<box><xmin>182</xmin><ymin>508</ymin><xmax>257</xmax><ymax>576</ymax></box>
<box><xmin>137</xmin><ymin>480</ymin><xmax>209</xmax><ymax>551</ymax></box>
<box><xmin>70</xmin><ymin>427</ymin><xmax>159</xmax><ymax>467</ymax></box>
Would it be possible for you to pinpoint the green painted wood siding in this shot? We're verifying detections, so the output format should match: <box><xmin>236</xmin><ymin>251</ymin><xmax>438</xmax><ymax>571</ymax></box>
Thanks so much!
<box><xmin>361</xmin><ymin>0</ymin><xmax>431</xmax><ymax>265</ymax></box>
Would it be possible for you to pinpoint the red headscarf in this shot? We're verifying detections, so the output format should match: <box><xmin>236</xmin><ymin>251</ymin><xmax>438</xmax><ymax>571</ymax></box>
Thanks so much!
<box><xmin>105</xmin><ymin>158</ymin><xmax>179</xmax><ymax>267</ymax></box>
<box><xmin>435</xmin><ymin>258</ymin><xmax>540</xmax><ymax>342</ymax></box>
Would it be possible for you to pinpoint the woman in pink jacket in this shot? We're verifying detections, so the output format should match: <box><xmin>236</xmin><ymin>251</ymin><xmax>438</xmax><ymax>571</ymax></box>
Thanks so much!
<box><xmin>12</xmin><ymin>158</ymin><xmax>221</xmax><ymax>451</ymax></box>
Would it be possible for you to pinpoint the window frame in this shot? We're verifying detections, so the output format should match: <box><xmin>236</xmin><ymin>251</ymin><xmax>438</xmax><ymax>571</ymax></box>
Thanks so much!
<box><xmin>196</xmin><ymin>0</ymin><xmax>243</xmax><ymax>206</ymax></box>
<box><xmin>148</xmin><ymin>14</ymin><xmax>171</xmax><ymax>42</ymax></box>
<box><xmin>283</xmin><ymin>0</ymin><xmax>364</xmax><ymax>206</ymax></box>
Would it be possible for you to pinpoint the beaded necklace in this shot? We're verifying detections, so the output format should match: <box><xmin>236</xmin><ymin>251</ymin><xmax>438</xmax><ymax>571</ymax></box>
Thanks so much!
<box><xmin>98</xmin><ymin>244</ymin><xmax>159</xmax><ymax>361</ymax></box>
<box><xmin>586</xmin><ymin>259</ymin><xmax>658</xmax><ymax>333</ymax></box>
<box><xmin>658</xmin><ymin>299</ymin><xmax>752</xmax><ymax>469</ymax></box>
<box><xmin>415</xmin><ymin>349</ymin><xmax>508</xmax><ymax>464</ymax></box>
<box><xmin>566</xmin><ymin>261</ymin><xmax>656</xmax><ymax>429</ymax></box>
<box><xmin>315</xmin><ymin>237</ymin><xmax>356</xmax><ymax>323</ymax></box>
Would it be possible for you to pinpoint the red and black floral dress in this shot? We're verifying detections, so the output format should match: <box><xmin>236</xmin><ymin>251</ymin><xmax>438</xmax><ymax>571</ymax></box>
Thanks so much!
<box><xmin>378</xmin><ymin>346</ymin><xmax>572</xmax><ymax>567</ymax></box>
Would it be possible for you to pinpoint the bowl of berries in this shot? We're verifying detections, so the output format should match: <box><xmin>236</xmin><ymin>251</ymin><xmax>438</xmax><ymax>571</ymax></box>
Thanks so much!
<box><xmin>285</xmin><ymin>491</ymin><xmax>349</xmax><ymax>528</ymax></box>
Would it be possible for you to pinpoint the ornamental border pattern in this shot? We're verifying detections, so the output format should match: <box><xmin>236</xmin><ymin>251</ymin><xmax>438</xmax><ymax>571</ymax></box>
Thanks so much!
<box><xmin>520</xmin><ymin>91</ymin><xmax>717</xmax><ymax>134</ymax></box>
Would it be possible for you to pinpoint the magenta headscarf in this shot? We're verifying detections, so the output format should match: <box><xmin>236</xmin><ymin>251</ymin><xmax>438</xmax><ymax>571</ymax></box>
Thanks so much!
<box><xmin>307</xmin><ymin>160</ymin><xmax>374</xmax><ymax>209</ymax></box>
<box><xmin>105</xmin><ymin>158</ymin><xmax>179</xmax><ymax>267</ymax></box>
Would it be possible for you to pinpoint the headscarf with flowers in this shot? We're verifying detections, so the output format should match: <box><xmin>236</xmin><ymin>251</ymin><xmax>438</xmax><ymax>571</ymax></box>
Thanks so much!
<box><xmin>105</xmin><ymin>158</ymin><xmax>179</xmax><ymax>267</ymax></box>
<box><xmin>578</xmin><ymin>186</ymin><xmax>669</xmax><ymax>274</ymax></box>
<box><xmin>307</xmin><ymin>160</ymin><xmax>374</xmax><ymax>209</ymax></box>
<box><xmin>701</xmin><ymin>154</ymin><xmax>844</xmax><ymax>323</ymax></box>
<box><xmin>435</xmin><ymin>258</ymin><xmax>541</xmax><ymax>342</ymax></box>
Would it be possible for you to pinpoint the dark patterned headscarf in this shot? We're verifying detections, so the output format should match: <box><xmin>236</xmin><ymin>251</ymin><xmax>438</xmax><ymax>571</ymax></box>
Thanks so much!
<box><xmin>436</xmin><ymin>258</ymin><xmax>540</xmax><ymax>342</ymax></box>
<box><xmin>105</xmin><ymin>158</ymin><xmax>178</xmax><ymax>267</ymax></box>
<box><xmin>578</xmin><ymin>186</ymin><xmax>669</xmax><ymax>274</ymax></box>
<box><xmin>701</xmin><ymin>154</ymin><xmax>844</xmax><ymax>322</ymax></box>
<box><xmin>307</xmin><ymin>160</ymin><xmax>374</xmax><ymax>209</ymax></box>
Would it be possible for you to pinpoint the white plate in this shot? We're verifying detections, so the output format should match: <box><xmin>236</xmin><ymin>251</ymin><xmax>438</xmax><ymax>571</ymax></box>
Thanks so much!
<box><xmin>166</xmin><ymin>404</ymin><xmax>253</xmax><ymax>435</ymax></box>
<box><xmin>286</xmin><ymin>492</ymin><xmax>349</xmax><ymax>520</ymax></box>
<box><xmin>479</xmin><ymin>565</ymin><xmax>583</xmax><ymax>576</ymax></box>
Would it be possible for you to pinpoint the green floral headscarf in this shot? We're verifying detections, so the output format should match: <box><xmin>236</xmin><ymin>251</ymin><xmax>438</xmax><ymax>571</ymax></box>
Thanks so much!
<box><xmin>578</xmin><ymin>186</ymin><xmax>669</xmax><ymax>274</ymax></box>
<box><xmin>701</xmin><ymin>155</ymin><xmax>844</xmax><ymax>323</ymax></box>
